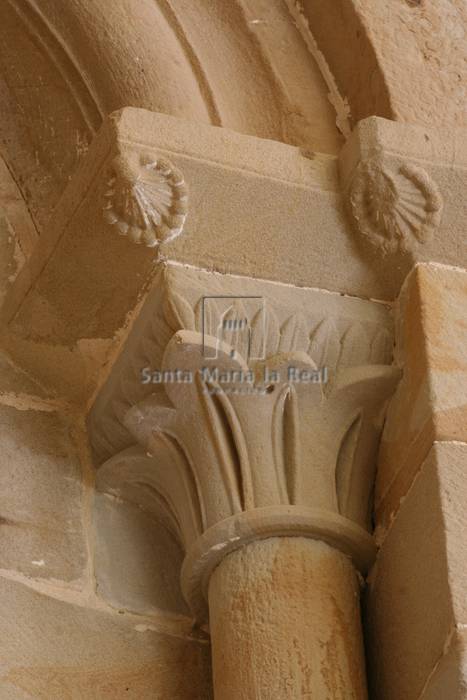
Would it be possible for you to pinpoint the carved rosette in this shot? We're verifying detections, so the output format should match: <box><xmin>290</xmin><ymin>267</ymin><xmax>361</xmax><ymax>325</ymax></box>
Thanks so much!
<box><xmin>116</xmin><ymin>328</ymin><xmax>399</xmax><ymax>620</ymax></box>
<box><xmin>103</xmin><ymin>153</ymin><xmax>188</xmax><ymax>247</ymax></box>
<box><xmin>348</xmin><ymin>157</ymin><xmax>443</xmax><ymax>254</ymax></box>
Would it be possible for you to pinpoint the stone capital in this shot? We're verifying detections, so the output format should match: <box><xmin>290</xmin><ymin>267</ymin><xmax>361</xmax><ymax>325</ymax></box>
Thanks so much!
<box><xmin>90</xmin><ymin>264</ymin><xmax>400</xmax><ymax>620</ymax></box>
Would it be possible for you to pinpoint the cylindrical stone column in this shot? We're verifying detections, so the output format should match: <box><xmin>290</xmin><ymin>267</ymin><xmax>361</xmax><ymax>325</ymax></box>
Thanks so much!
<box><xmin>208</xmin><ymin>536</ymin><xmax>368</xmax><ymax>700</ymax></box>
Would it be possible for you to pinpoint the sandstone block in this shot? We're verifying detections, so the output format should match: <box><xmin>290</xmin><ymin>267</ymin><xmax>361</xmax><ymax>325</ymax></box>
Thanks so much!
<box><xmin>93</xmin><ymin>492</ymin><xmax>188</xmax><ymax>617</ymax></box>
<box><xmin>366</xmin><ymin>442</ymin><xmax>467</xmax><ymax>700</ymax></box>
<box><xmin>0</xmin><ymin>576</ymin><xmax>212</xmax><ymax>699</ymax></box>
<box><xmin>419</xmin><ymin>628</ymin><xmax>467</xmax><ymax>700</ymax></box>
<box><xmin>0</xmin><ymin>351</ymin><xmax>47</xmax><ymax>398</ymax></box>
<box><xmin>376</xmin><ymin>263</ymin><xmax>467</xmax><ymax>529</ymax></box>
<box><xmin>0</xmin><ymin>405</ymin><xmax>86</xmax><ymax>582</ymax></box>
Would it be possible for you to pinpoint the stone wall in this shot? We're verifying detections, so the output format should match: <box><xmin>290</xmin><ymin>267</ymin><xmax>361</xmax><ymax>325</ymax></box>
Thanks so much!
<box><xmin>0</xmin><ymin>355</ymin><xmax>212</xmax><ymax>698</ymax></box>
<box><xmin>366</xmin><ymin>263</ymin><xmax>467</xmax><ymax>699</ymax></box>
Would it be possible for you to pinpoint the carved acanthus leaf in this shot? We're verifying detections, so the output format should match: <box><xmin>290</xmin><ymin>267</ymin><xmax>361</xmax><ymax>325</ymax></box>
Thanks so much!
<box><xmin>279</xmin><ymin>313</ymin><xmax>309</xmax><ymax>354</ymax></box>
<box><xmin>164</xmin><ymin>289</ymin><xmax>196</xmax><ymax>332</ymax></box>
<box><xmin>88</xmin><ymin>269</ymin><xmax>394</xmax><ymax>464</ymax></box>
<box><xmin>123</xmin><ymin>330</ymin><xmax>400</xmax><ymax>535</ymax></box>
<box><xmin>339</xmin><ymin>322</ymin><xmax>366</xmax><ymax>367</ymax></box>
<box><xmin>308</xmin><ymin>318</ymin><xmax>340</xmax><ymax>371</ymax></box>
<box><xmin>96</xmin><ymin>443</ymin><xmax>204</xmax><ymax>550</ymax></box>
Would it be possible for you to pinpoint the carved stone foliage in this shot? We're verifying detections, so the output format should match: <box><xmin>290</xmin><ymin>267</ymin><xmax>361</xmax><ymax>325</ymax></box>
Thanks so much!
<box><xmin>88</xmin><ymin>266</ymin><xmax>394</xmax><ymax>464</ymax></box>
<box><xmin>103</xmin><ymin>152</ymin><xmax>188</xmax><ymax>247</ymax></box>
<box><xmin>104</xmin><ymin>328</ymin><xmax>398</xmax><ymax>618</ymax></box>
<box><xmin>124</xmin><ymin>329</ymin><xmax>399</xmax><ymax>530</ymax></box>
<box><xmin>348</xmin><ymin>157</ymin><xmax>443</xmax><ymax>254</ymax></box>
<box><xmin>89</xmin><ymin>266</ymin><xmax>399</xmax><ymax>619</ymax></box>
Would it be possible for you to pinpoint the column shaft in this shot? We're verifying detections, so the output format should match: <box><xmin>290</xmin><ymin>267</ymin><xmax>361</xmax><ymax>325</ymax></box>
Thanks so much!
<box><xmin>208</xmin><ymin>536</ymin><xmax>368</xmax><ymax>700</ymax></box>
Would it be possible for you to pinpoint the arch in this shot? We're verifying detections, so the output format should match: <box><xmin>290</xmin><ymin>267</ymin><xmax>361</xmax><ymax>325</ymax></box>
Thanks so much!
<box><xmin>0</xmin><ymin>0</ymin><xmax>344</xmax><ymax>242</ymax></box>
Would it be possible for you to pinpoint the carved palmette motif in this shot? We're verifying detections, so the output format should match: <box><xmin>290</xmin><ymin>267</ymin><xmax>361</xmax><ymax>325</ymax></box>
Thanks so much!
<box><xmin>348</xmin><ymin>157</ymin><xmax>443</xmax><ymax>254</ymax></box>
<box><xmin>103</xmin><ymin>153</ymin><xmax>188</xmax><ymax>246</ymax></box>
<box><xmin>122</xmin><ymin>329</ymin><xmax>399</xmax><ymax>538</ymax></box>
<box><xmin>90</xmin><ymin>284</ymin><xmax>394</xmax><ymax>463</ymax></box>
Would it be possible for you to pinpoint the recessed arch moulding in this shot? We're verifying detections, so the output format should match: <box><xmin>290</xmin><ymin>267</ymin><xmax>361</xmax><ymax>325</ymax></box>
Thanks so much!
<box><xmin>0</xmin><ymin>0</ymin><xmax>346</xmax><ymax>246</ymax></box>
<box><xmin>1</xmin><ymin>0</ymin><xmax>466</xmax><ymax>271</ymax></box>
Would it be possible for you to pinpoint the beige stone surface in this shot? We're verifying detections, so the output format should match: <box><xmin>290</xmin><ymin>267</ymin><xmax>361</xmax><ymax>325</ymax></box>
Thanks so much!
<box><xmin>376</xmin><ymin>262</ymin><xmax>467</xmax><ymax>530</ymax></box>
<box><xmin>125</xmin><ymin>109</ymin><xmax>406</xmax><ymax>300</ymax></box>
<box><xmin>351</xmin><ymin>0</ymin><xmax>467</xmax><ymax>129</ymax></box>
<box><xmin>0</xmin><ymin>213</ymin><xmax>22</xmax><ymax>309</ymax></box>
<box><xmin>296</xmin><ymin>0</ymin><xmax>390</xmax><ymax>126</ymax></box>
<box><xmin>299</xmin><ymin>1</ymin><xmax>467</xmax><ymax>130</ymax></box>
<box><xmin>0</xmin><ymin>2</ymin><xmax>94</xmax><ymax>234</ymax></box>
<box><xmin>366</xmin><ymin>441</ymin><xmax>467</xmax><ymax>700</ymax></box>
<box><xmin>0</xmin><ymin>575</ymin><xmax>212</xmax><ymax>699</ymax></box>
<box><xmin>124</xmin><ymin>321</ymin><xmax>396</xmax><ymax>539</ymax></box>
<box><xmin>209</xmin><ymin>537</ymin><xmax>368</xmax><ymax>699</ymax></box>
<box><xmin>419</xmin><ymin>628</ymin><xmax>467</xmax><ymax>700</ymax></box>
<box><xmin>0</xmin><ymin>350</ymin><xmax>48</xmax><ymax>398</ymax></box>
<box><xmin>93</xmin><ymin>492</ymin><xmax>188</xmax><ymax>617</ymax></box>
<box><xmin>0</xmin><ymin>404</ymin><xmax>86</xmax><ymax>582</ymax></box>
<box><xmin>0</xmin><ymin>155</ymin><xmax>35</xmax><ymax>306</ymax></box>
<box><xmin>31</xmin><ymin>0</ymin><xmax>342</xmax><ymax>150</ymax></box>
